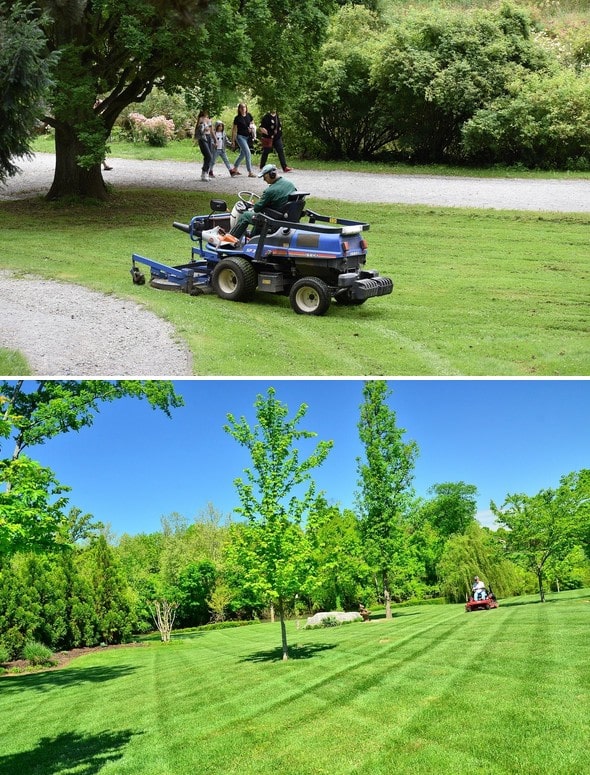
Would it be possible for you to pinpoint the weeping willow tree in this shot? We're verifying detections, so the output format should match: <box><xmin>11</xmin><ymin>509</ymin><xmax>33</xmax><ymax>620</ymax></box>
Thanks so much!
<box><xmin>436</xmin><ymin>522</ymin><xmax>529</xmax><ymax>603</ymax></box>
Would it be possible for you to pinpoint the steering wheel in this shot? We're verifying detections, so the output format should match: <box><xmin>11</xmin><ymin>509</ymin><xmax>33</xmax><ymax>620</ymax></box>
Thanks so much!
<box><xmin>238</xmin><ymin>191</ymin><xmax>260</xmax><ymax>207</ymax></box>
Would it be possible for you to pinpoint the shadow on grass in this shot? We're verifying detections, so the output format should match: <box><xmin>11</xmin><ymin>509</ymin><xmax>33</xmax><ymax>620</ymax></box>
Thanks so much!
<box><xmin>500</xmin><ymin>589</ymin><xmax>590</xmax><ymax>608</ymax></box>
<box><xmin>0</xmin><ymin>664</ymin><xmax>139</xmax><ymax>695</ymax></box>
<box><xmin>0</xmin><ymin>729</ymin><xmax>140</xmax><ymax>775</ymax></box>
<box><xmin>242</xmin><ymin>643</ymin><xmax>337</xmax><ymax>663</ymax></box>
<box><xmin>369</xmin><ymin>611</ymin><xmax>422</xmax><ymax>620</ymax></box>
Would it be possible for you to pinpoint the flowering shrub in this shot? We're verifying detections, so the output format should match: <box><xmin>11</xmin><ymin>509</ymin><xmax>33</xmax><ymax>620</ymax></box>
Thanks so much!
<box><xmin>127</xmin><ymin>112</ymin><xmax>175</xmax><ymax>146</ymax></box>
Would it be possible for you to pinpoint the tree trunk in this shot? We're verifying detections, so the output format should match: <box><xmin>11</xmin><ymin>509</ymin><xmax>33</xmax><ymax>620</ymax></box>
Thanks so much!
<box><xmin>384</xmin><ymin>571</ymin><xmax>392</xmax><ymax>619</ymax></box>
<box><xmin>278</xmin><ymin>597</ymin><xmax>289</xmax><ymax>661</ymax></box>
<box><xmin>537</xmin><ymin>569</ymin><xmax>545</xmax><ymax>603</ymax></box>
<box><xmin>47</xmin><ymin>124</ymin><xmax>108</xmax><ymax>201</ymax></box>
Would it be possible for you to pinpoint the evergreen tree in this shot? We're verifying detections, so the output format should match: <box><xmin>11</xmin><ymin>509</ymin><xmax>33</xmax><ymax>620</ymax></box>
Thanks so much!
<box><xmin>0</xmin><ymin>2</ymin><xmax>57</xmax><ymax>183</ymax></box>
<box><xmin>83</xmin><ymin>536</ymin><xmax>133</xmax><ymax>644</ymax></box>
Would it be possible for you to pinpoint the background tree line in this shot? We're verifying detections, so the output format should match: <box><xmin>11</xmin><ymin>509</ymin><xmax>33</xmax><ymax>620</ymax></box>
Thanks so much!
<box><xmin>1</xmin><ymin>0</ymin><xmax>589</xmax><ymax>200</ymax></box>
<box><xmin>1</xmin><ymin>381</ymin><xmax>589</xmax><ymax>660</ymax></box>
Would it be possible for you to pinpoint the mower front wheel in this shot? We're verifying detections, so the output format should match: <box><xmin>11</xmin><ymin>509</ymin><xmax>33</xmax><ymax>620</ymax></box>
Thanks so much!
<box><xmin>289</xmin><ymin>277</ymin><xmax>331</xmax><ymax>316</ymax></box>
<box><xmin>211</xmin><ymin>257</ymin><xmax>257</xmax><ymax>302</ymax></box>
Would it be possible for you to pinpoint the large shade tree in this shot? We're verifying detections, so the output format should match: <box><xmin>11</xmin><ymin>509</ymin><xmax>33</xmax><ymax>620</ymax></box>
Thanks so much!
<box><xmin>16</xmin><ymin>0</ymin><xmax>334</xmax><ymax>199</ymax></box>
<box><xmin>491</xmin><ymin>469</ymin><xmax>590</xmax><ymax>602</ymax></box>
<box><xmin>224</xmin><ymin>387</ymin><xmax>332</xmax><ymax>660</ymax></box>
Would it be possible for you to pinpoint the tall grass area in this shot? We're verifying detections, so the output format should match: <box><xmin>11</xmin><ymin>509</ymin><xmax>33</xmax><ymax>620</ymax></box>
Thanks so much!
<box><xmin>0</xmin><ymin>189</ymin><xmax>588</xmax><ymax>375</ymax></box>
<box><xmin>1</xmin><ymin>589</ymin><xmax>588</xmax><ymax>774</ymax></box>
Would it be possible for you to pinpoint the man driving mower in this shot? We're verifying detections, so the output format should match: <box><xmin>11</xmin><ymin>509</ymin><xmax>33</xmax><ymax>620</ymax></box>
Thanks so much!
<box><xmin>229</xmin><ymin>163</ymin><xmax>296</xmax><ymax>240</ymax></box>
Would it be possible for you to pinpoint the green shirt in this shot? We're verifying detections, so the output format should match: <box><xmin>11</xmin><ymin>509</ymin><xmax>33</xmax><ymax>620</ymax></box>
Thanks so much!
<box><xmin>253</xmin><ymin>176</ymin><xmax>297</xmax><ymax>214</ymax></box>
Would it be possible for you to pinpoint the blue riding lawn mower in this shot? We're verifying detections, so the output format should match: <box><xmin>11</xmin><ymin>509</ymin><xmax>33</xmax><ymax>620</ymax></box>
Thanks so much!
<box><xmin>130</xmin><ymin>191</ymin><xmax>393</xmax><ymax>316</ymax></box>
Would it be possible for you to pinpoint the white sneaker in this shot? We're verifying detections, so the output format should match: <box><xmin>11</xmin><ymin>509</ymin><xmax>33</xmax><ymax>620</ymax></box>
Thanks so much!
<box><xmin>201</xmin><ymin>173</ymin><xmax>209</xmax><ymax>182</ymax></box>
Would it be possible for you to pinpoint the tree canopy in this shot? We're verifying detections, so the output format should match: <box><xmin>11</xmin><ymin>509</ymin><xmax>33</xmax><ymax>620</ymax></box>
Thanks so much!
<box><xmin>0</xmin><ymin>1</ymin><xmax>57</xmax><ymax>183</ymax></box>
<box><xmin>3</xmin><ymin>0</ymin><xmax>335</xmax><ymax>199</ymax></box>
<box><xmin>0</xmin><ymin>380</ymin><xmax>183</xmax><ymax>555</ymax></box>
<box><xmin>491</xmin><ymin>469</ymin><xmax>590</xmax><ymax>602</ymax></box>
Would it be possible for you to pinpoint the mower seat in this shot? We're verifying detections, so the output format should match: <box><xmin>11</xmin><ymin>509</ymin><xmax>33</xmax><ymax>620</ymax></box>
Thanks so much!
<box><xmin>265</xmin><ymin>191</ymin><xmax>309</xmax><ymax>223</ymax></box>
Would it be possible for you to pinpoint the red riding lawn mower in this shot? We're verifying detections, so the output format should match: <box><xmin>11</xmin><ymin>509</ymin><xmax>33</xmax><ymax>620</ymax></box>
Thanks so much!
<box><xmin>465</xmin><ymin>587</ymin><xmax>499</xmax><ymax>612</ymax></box>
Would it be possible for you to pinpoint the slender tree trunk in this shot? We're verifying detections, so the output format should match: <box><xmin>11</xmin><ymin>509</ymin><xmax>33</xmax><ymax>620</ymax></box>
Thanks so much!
<box><xmin>278</xmin><ymin>597</ymin><xmax>289</xmax><ymax>661</ymax></box>
<box><xmin>47</xmin><ymin>124</ymin><xmax>108</xmax><ymax>201</ymax></box>
<box><xmin>384</xmin><ymin>571</ymin><xmax>392</xmax><ymax>619</ymax></box>
<box><xmin>269</xmin><ymin>601</ymin><xmax>275</xmax><ymax>623</ymax></box>
<box><xmin>537</xmin><ymin>569</ymin><xmax>545</xmax><ymax>603</ymax></box>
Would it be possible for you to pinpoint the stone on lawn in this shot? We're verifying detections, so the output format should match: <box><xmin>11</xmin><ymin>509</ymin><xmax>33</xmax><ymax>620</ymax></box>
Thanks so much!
<box><xmin>305</xmin><ymin>611</ymin><xmax>362</xmax><ymax>626</ymax></box>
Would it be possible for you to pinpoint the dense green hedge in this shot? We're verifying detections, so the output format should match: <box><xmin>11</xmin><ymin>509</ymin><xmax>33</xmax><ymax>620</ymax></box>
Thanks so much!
<box><xmin>293</xmin><ymin>2</ymin><xmax>590</xmax><ymax>169</ymax></box>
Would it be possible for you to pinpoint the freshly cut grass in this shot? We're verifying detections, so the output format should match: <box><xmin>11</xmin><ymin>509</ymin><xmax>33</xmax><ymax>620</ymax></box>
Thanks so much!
<box><xmin>1</xmin><ymin>590</ymin><xmax>589</xmax><ymax>774</ymax></box>
<box><xmin>0</xmin><ymin>189</ymin><xmax>588</xmax><ymax>375</ymax></box>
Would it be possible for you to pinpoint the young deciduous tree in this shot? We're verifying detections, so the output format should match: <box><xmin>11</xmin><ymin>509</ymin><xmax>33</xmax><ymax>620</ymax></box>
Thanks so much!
<box><xmin>149</xmin><ymin>599</ymin><xmax>178</xmax><ymax>643</ymax></box>
<box><xmin>356</xmin><ymin>381</ymin><xmax>418</xmax><ymax>619</ymax></box>
<box><xmin>224</xmin><ymin>387</ymin><xmax>333</xmax><ymax>661</ymax></box>
<box><xmin>306</xmin><ymin>497</ymin><xmax>371</xmax><ymax>611</ymax></box>
<box><xmin>491</xmin><ymin>469</ymin><xmax>590</xmax><ymax>602</ymax></box>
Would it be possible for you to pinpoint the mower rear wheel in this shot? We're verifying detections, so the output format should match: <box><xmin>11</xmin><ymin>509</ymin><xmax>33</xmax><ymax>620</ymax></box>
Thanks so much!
<box><xmin>211</xmin><ymin>257</ymin><xmax>257</xmax><ymax>302</ymax></box>
<box><xmin>289</xmin><ymin>277</ymin><xmax>331</xmax><ymax>316</ymax></box>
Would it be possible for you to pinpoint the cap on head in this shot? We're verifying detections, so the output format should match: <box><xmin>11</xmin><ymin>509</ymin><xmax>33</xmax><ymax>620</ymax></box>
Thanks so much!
<box><xmin>258</xmin><ymin>163</ymin><xmax>277</xmax><ymax>178</ymax></box>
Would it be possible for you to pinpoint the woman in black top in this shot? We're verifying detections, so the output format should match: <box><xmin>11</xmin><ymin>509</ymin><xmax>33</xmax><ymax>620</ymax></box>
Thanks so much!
<box><xmin>231</xmin><ymin>103</ymin><xmax>256</xmax><ymax>177</ymax></box>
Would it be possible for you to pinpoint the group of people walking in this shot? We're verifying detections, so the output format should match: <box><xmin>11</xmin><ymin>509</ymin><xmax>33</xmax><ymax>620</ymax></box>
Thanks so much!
<box><xmin>195</xmin><ymin>103</ymin><xmax>293</xmax><ymax>182</ymax></box>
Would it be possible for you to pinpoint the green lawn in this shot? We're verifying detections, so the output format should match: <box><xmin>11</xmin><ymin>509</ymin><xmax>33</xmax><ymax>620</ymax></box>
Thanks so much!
<box><xmin>1</xmin><ymin>590</ymin><xmax>589</xmax><ymax>774</ymax></box>
<box><xmin>0</xmin><ymin>348</ymin><xmax>30</xmax><ymax>375</ymax></box>
<box><xmin>1</xmin><ymin>190</ymin><xmax>588</xmax><ymax>375</ymax></box>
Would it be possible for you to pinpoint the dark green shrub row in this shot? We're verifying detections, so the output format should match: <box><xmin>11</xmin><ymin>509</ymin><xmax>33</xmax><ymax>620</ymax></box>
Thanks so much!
<box><xmin>291</xmin><ymin>3</ymin><xmax>590</xmax><ymax>169</ymax></box>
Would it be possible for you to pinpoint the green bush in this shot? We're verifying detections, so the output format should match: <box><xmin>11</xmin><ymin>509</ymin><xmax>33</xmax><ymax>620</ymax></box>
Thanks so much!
<box><xmin>22</xmin><ymin>640</ymin><xmax>55</xmax><ymax>666</ymax></box>
<box><xmin>0</xmin><ymin>627</ymin><xmax>25</xmax><ymax>661</ymax></box>
<box><xmin>462</xmin><ymin>69</ymin><xmax>590</xmax><ymax>169</ymax></box>
<box><xmin>0</xmin><ymin>643</ymin><xmax>10</xmax><ymax>664</ymax></box>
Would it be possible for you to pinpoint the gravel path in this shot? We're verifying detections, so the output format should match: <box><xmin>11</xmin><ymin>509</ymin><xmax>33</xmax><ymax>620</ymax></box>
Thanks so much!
<box><xmin>2</xmin><ymin>152</ymin><xmax>590</xmax><ymax>211</ymax></box>
<box><xmin>0</xmin><ymin>271</ymin><xmax>192</xmax><ymax>376</ymax></box>
<box><xmin>1</xmin><ymin>154</ymin><xmax>588</xmax><ymax>377</ymax></box>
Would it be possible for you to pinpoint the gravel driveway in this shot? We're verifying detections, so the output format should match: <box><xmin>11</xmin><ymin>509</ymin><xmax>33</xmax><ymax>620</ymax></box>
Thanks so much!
<box><xmin>3</xmin><ymin>153</ymin><xmax>590</xmax><ymax>211</ymax></box>
<box><xmin>1</xmin><ymin>154</ymin><xmax>588</xmax><ymax>377</ymax></box>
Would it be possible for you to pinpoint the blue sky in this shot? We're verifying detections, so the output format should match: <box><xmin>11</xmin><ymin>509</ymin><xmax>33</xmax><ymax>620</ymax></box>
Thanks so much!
<box><xmin>13</xmin><ymin>379</ymin><xmax>589</xmax><ymax>538</ymax></box>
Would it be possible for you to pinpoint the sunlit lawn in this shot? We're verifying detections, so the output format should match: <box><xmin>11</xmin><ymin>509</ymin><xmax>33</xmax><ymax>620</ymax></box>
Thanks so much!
<box><xmin>0</xmin><ymin>188</ymin><xmax>588</xmax><ymax>375</ymax></box>
<box><xmin>1</xmin><ymin>589</ymin><xmax>589</xmax><ymax>774</ymax></box>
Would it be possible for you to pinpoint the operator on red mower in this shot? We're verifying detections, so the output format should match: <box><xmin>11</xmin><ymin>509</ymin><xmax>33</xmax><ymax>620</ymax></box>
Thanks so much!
<box><xmin>472</xmin><ymin>576</ymin><xmax>486</xmax><ymax>600</ymax></box>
